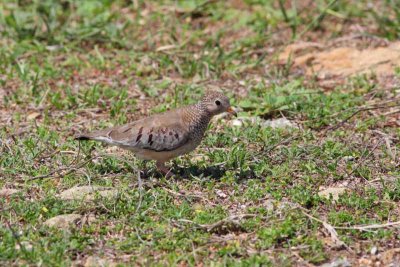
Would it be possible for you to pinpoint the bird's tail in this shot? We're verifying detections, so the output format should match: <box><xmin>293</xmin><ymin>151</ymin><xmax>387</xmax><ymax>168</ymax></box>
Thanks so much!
<box><xmin>74</xmin><ymin>134</ymin><xmax>91</xmax><ymax>141</ymax></box>
<box><xmin>74</xmin><ymin>129</ymin><xmax>110</xmax><ymax>142</ymax></box>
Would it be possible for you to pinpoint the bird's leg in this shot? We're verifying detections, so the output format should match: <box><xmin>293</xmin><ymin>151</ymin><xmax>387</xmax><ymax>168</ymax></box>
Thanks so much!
<box><xmin>156</xmin><ymin>161</ymin><xmax>173</xmax><ymax>177</ymax></box>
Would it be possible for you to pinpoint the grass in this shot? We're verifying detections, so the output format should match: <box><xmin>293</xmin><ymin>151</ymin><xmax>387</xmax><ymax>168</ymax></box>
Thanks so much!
<box><xmin>1</xmin><ymin>0</ymin><xmax>400</xmax><ymax>266</ymax></box>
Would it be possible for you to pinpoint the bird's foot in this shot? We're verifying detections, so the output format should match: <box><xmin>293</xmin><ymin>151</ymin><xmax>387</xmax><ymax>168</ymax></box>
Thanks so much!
<box><xmin>156</xmin><ymin>162</ymin><xmax>173</xmax><ymax>178</ymax></box>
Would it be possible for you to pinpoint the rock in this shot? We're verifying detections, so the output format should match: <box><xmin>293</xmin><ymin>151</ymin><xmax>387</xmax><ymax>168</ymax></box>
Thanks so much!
<box><xmin>0</xmin><ymin>188</ymin><xmax>20</xmax><ymax>197</ymax></box>
<box><xmin>318</xmin><ymin>187</ymin><xmax>347</xmax><ymax>202</ymax></box>
<box><xmin>342</xmin><ymin>156</ymin><xmax>355</xmax><ymax>162</ymax></box>
<box><xmin>45</xmin><ymin>45</ymin><xmax>63</xmax><ymax>51</ymax></box>
<box><xmin>58</xmin><ymin>186</ymin><xmax>118</xmax><ymax>201</ymax></box>
<box><xmin>215</xmin><ymin>189</ymin><xmax>228</xmax><ymax>199</ymax></box>
<box><xmin>44</xmin><ymin>214</ymin><xmax>82</xmax><ymax>229</ymax></box>
<box><xmin>228</xmin><ymin>116</ymin><xmax>262</xmax><ymax>127</ymax></box>
<box><xmin>231</xmin><ymin>119</ymin><xmax>244</xmax><ymax>127</ymax></box>
<box><xmin>262</xmin><ymin>118</ymin><xmax>297</xmax><ymax>129</ymax></box>
<box><xmin>27</xmin><ymin>112</ymin><xmax>41</xmax><ymax>121</ymax></box>
<box><xmin>229</xmin><ymin>116</ymin><xmax>297</xmax><ymax>129</ymax></box>
<box><xmin>371</xmin><ymin>246</ymin><xmax>378</xmax><ymax>255</ymax></box>
<box><xmin>321</xmin><ymin>258</ymin><xmax>351</xmax><ymax>267</ymax></box>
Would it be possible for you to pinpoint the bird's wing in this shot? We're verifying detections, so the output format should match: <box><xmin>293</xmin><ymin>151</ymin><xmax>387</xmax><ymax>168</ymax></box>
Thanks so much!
<box><xmin>78</xmin><ymin>110</ymin><xmax>190</xmax><ymax>152</ymax></box>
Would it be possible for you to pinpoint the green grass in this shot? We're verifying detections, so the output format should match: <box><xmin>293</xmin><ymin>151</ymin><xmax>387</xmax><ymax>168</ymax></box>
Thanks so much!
<box><xmin>1</xmin><ymin>0</ymin><xmax>400</xmax><ymax>265</ymax></box>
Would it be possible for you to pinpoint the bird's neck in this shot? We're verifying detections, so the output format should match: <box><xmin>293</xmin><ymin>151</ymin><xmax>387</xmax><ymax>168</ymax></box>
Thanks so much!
<box><xmin>194</xmin><ymin>102</ymin><xmax>213</xmax><ymax>122</ymax></box>
<box><xmin>183</xmin><ymin>103</ymin><xmax>212</xmax><ymax>138</ymax></box>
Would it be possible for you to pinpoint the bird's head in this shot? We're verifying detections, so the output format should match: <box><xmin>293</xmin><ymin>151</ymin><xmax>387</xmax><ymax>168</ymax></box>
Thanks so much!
<box><xmin>201</xmin><ymin>90</ymin><xmax>237</xmax><ymax>117</ymax></box>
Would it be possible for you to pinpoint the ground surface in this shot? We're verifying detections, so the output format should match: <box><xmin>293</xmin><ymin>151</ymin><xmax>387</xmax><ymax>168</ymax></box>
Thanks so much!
<box><xmin>1</xmin><ymin>0</ymin><xmax>400</xmax><ymax>266</ymax></box>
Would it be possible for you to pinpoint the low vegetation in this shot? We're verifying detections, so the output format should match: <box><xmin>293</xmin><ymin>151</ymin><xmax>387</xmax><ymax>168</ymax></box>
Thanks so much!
<box><xmin>1</xmin><ymin>0</ymin><xmax>399</xmax><ymax>265</ymax></box>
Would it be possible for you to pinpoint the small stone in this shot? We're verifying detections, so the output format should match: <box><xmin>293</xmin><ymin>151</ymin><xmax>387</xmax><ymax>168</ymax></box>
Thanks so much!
<box><xmin>215</xmin><ymin>189</ymin><xmax>228</xmax><ymax>199</ymax></box>
<box><xmin>342</xmin><ymin>156</ymin><xmax>355</xmax><ymax>162</ymax></box>
<box><xmin>44</xmin><ymin>214</ymin><xmax>82</xmax><ymax>229</ymax></box>
<box><xmin>231</xmin><ymin>119</ymin><xmax>243</xmax><ymax>127</ymax></box>
<box><xmin>58</xmin><ymin>186</ymin><xmax>118</xmax><ymax>201</ymax></box>
<box><xmin>318</xmin><ymin>187</ymin><xmax>347</xmax><ymax>202</ymax></box>
<box><xmin>45</xmin><ymin>45</ymin><xmax>63</xmax><ymax>51</ymax></box>
<box><xmin>321</xmin><ymin>258</ymin><xmax>351</xmax><ymax>267</ymax></box>
<box><xmin>0</xmin><ymin>188</ymin><xmax>20</xmax><ymax>197</ymax></box>
<box><xmin>371</xmin><ymin>246</ymin><xmax>378</xmax><ymax>255</ymax></box>
<box><xmin>262</xmin><ymin>118</ymin><xmax>297</xmax><ymax>129</ymax></box>
<box><xmin>27</xmin><ymin>112</ymin><xmax>41</xmax><ymax>121</ymax></box>
<box><xmin>229</xmin><ymin>116</ymin><xmax>261</xmax><ymax>127</ymax></box>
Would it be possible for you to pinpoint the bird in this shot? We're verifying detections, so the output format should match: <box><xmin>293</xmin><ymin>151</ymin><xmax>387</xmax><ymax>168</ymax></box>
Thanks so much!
<box><xmin>75</xmin><ymin>91</ymin><xmax>237</xmax><ymax>176</ymax></box>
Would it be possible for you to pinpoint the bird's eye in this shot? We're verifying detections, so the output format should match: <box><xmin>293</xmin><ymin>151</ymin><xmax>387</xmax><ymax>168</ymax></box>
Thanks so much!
<box><xmin>215</xmin><ymin>100</ymin><xmax>221</xmax><ymax>106</ymax></box>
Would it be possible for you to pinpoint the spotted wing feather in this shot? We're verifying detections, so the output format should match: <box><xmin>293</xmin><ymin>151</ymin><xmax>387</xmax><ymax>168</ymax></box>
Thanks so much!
<box><xmin>77</xmin><ymin>109</ymin><xmax>190</xmax><ymax>152</ymax></box>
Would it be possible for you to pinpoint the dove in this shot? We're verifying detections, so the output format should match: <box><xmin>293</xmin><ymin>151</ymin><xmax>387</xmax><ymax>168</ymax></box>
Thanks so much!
<box><xmin>75</xmin><ymin>91</ymin><xmax>236</xmax><ymax>176</ymax></box>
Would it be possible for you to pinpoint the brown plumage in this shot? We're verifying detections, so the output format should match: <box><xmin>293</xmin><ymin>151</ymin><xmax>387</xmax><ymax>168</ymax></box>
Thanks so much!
<box><xmin>75</xmin><ymin>91</ymin><xmax>236</xmax><ymax>176</ymax></box>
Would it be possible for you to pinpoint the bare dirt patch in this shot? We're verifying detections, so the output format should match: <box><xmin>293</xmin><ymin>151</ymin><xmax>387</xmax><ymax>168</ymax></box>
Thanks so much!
<box><xmin>279</xmin><ymin>39</ymin><xmax>400</xmax><ymax>88</ymax></box>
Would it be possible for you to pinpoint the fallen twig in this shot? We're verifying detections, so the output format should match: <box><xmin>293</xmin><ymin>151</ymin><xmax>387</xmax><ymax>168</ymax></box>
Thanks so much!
<box><xmin>333</xmin><ymin>221</ymin><xmax>400</xmax><ymax>231</ymax></box>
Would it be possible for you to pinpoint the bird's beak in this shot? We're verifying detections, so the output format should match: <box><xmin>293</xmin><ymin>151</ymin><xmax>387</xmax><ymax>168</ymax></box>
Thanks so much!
<box><xmin>227</xmin><ymin>106</ymin><xmax>237</xmax><ymax>117</ymax></box>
